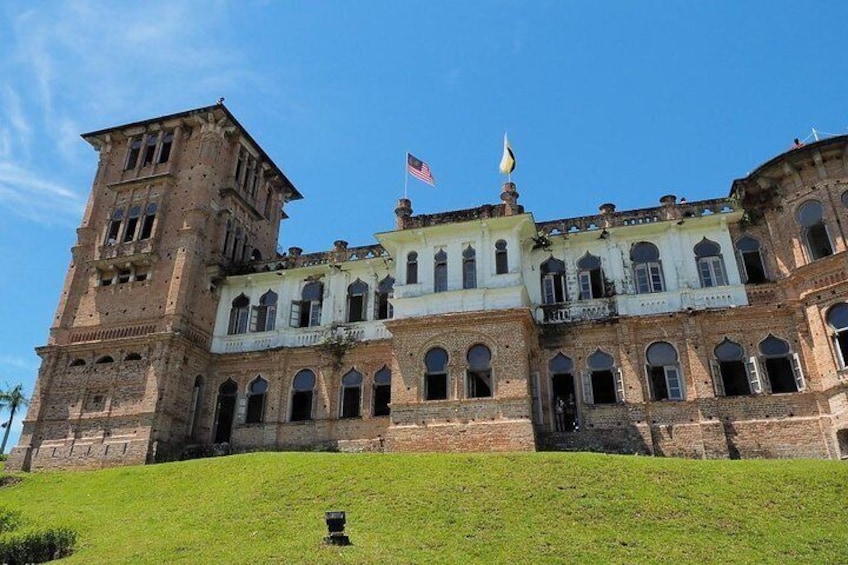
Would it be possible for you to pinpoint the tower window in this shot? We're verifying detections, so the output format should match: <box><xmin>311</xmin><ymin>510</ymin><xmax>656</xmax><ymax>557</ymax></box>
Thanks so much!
<box><xmin>735</xmin><ymin>236</ymin><xmax>767</xmax><ymax>283</ymax></box>
<box><xmin>123</xmin><ymin>206</ymin><xmax>141</xmax><ymax>242</ymax></box>
<box><xmin>158</xmin><ymin>131</ymin><xmax>174</xmax><ymax>164</ymax></box>
<box><xmin>105</xmin><ymin>208</ymin><xmax>123</xmax><ymax>244</ymax></box>
<box><xmin>797</xmin><ymin>200</ymin><xmax>833</xmax><ymax>260</ymax></box>
<box><xmin>347</xmin><ymin>279</ymin><xmax>369</xmax><ymax>323</ymax></box>
<box><xmin>406</xmin><ymin>252</ymin><xmax>418</xmax><ymax>284</ymax></box>
<box><xmin>140</xmin><ymin>203</ymin><xmax>157</xmax><ymax>240</ymax></box>
<box><xmin>142</xmin><ymin>133</ymin><xmax>158</xmax><ymax>166</ymax></box>
<box><xmin>462</xmin><ymin>245</ymin><xmax>477</xmax><ymax>289</ymax></box>
<box><xmin>434</xmin><ymin>249</ymin><xmax>448</xmax><ymax>292</ymax></box>
<box><xmin>540</xmin><ymin>257</ymin><xmax>566</xmax><ymax>304</ymax></box>
<box><xmin>495</xmin><ymin>240</ymin><xmax>508</xmax><ymax>275</ymax></box>
<box><xmin>228</xmin><ymin>294</ymin><xmax>250</xmax><ymax>335</ymax></box>
<box><xmin>375</xmin><ymin>276</ymin><xmax>394</xmax><ymax>320</ymax></box>
<box><xmin>125</xmin><ymin>137</ymin><xmax>142</xmax><ymax>170</ymax></box>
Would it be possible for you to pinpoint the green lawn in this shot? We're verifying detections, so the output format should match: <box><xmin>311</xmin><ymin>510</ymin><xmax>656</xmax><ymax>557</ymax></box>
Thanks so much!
<box><xmin>1</xmin><ymin>452</ymin><xmax>847</xmax><ymax>564</ymax></box>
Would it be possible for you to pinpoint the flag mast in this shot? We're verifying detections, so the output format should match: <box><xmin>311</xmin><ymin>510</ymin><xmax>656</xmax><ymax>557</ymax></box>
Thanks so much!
<box><xmin>404</xmin><ymin>151</ymin><xmax>409</xmax><ymax>199</ymax></box>
<box><xmin>499</xmin><ymin>132</ymin><xmax>516</xmax><ymax>183</ymax></box>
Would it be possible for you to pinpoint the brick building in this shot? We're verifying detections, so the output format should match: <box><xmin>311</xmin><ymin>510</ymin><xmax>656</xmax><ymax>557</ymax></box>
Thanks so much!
<box><xmin>6</xmin><ymin>104</ymin><xmax>848</xmax><ymax>470</ymax></box>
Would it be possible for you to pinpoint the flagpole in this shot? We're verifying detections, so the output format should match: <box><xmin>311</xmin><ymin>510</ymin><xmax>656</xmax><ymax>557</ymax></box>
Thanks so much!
<box><xmin>404</xmin><ymin>152</ymin><xmax>409</xmax><ymax>199</ymax></box>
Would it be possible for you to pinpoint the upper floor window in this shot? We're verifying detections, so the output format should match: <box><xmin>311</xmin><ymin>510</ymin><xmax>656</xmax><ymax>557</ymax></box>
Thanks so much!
<box><xmin>462</xmin><ymin>245</ymin><xmax>477</xmax><ymax>289</ymax></box>
<box><xmin>406</xmin><ymin>252</ymin><xmax>419</xmax><ymax>284</ymax></box>
<box><xmin>797</xmin><ymin>200</ymin><xmax>833</xmax><ymax>260</ymax></box>
<box><xmin>106</xmin><ymin>208</ymin><xmax>123</xmax><ymax>244</ymax></box>
<box><xmin>735</xmin><ymin>236</ymin><xmax>767</xmax><ymax>284</ymax></box>
<box><xmin>466</xmin><ymin>344</ymin><xmax>492</xmax><ymax>398</ymax></box>
<box><xmin>142</xmin><ymin>133</ymin><xmax>158</xmax><ymax>166</ymax></box>
<box><xmin>646</xmin><ymin>342</ymin><xmax>684</xmax><ymax>400</ymax></box>
<box><xmin>125</xmin><ymin>136</ymin><xmax>142</xmax><ymax>170</ymax></box>
<box><xmin>582</xmin><ymin>350</ymin><xmax>622</xmax><ymax>405</ymax></box>
<box><xmin>140</xmin><ymin>203</ymin><xmax>157</xmax><ymax>240</ymax></box>
<box><xmin>223</xmin><ymin>220</ymin><xmax>234</xmax><ymax>258</ymax></box>
<box><xmin>758</xmin><ymin>335</ymin><xmax>805</xmax><ymax>394</ymax></box>
<box><xmin>495</xmin><ymin>240</ymin><xmax>509</xmax><ymax>274</ymax></box>
<box><xmin>235</xmin><ymin>148</ymin><xmax>245</xmax><ymax>183</ymax></box>
<box><xmin>711</xmin><ymin>338</ymin><xmax>757</xmax><ymax>396</ymax></box>
<box><xmin>347</xmin><ymin>279</ymin><xmax>369</xmax><ymax>323</ymax></box>
<box><xmin>540</xmin><ymin>257</ymin><xmax>566</xmax><ymax>304</ymax></box>
<box><xmin>375</xmin><ymin>276</ymin><xmax>395</xmax><ymax>320</ymax></box>
<box><xmin>245</xmin><ymin>376</ymin><xmax>268</xmax><ymax>424</ymax></box>
<box><xmin>290</xmin><ymin>369</ymin><xmax>316</xmax><ymax>422</ymax></box>
<box><xmin>577</xmin><ymin>253</ymin><xmax>604</xmax><ymax>300</ymax></box>
<box><xmin>228</xmin><ymin>294</ymin><xmax>250</xmax><ymax>335</ymax></box>
<box><xmin>124</xmin><ymin>206</ymin><xmax>141</xmax><ymax>242</ymax></box>
<box><xmin>290</xmin><ymin>282</ymin><xmax>323</xmax><ymax>328</ymax></box>
<box><xmin>434</xmin><ymin>249</ymin><xmax>448</xmax><ymax>293</ymax></box>
<box><xmin>158</xmin><ymin>131</ymin><xmax>174</xmax><ymax>164</ymax></box>
<box><xmin>694</xmin><ymin>238</ymin><xmax>728</xmax><ymax>287</ymax></box>
<box><xmin>232</xmin><ymin>228</ymin><xmax>242</xmax><ymax>262</ymax></box>
<box><xmin>340</xmin><ymin>369</ymin><xmax>363</xmax><ymax>418</ymax></box>
<box><xmin>631</xmin><ymin>242</ymin><xmax>664</xmax><ymax>293</ymax></box>
<box><xmin>373</xmin><ymin>366</ymin><xmax>392</xmax><ymax>416</ymax></box>
<box><xmin>826</xmin><ymin>303</ymin><xmax>848</xmax><ymax>368</ymax></box>
<box><xmin>251</xmin><ymin>290</ymin><xmax>277</xmax><ymax>332</ymax></box>
<box><xmin>424</xmin><ymin>347</ymin><xmax>448</xmax><ymax>400</ymax></box>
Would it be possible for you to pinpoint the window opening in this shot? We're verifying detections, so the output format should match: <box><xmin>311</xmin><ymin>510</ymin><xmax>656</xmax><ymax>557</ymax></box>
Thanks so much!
<box><xmin>340</xmin><ymin>370</ymin><xmax>363</xmax><ymax>418</ymax></box>
<box><xmin>373</xmin><ymin>366</ymin><xmax>391</xmax><ymax>416</ymax></box>
<box><xmin>495</xmin><ymin>240</ymin><xmax>509</xmax><ymax>275</ymax></box>
<box><xmin>735</xmin><ymin>236</ymin><xmax>767</xmax><ymax>283</ymax></box>
<box><xmin>425</xmin><ymin>347</ymin><xmax>448</xmax><ymax>400</ymax></box>
<box><xmin>462</xmin><ymin>245</ymin><xmax>477</xmax><ymax>289</ymax></box>
<box><xmin>434</xmin><ymin>249</ymin><xmax>448</xmax><ymax>292</ymax></box>
<box><xmin>290</xmin><ymin>369</ymin><xmax>316</xmax><ymax>421</ymax></box>
<box><xmin>577</xmin><ymin>253</ymin><xmax>604</xmax><ymax>299</ymax></box>
<box><xmin>540</xmin><ymin>257</ymin><xmax>567</xmax><ymax>304</ymax></box>
<box><xmin>95</xmin><ymin>355</ymin><xmax>114</xmax><ymax>364</ymax></box>
<box><xmin>252</xmin><ymin>290</ymin><xmax>277</xmax><ymax>332</ymax></box>
<box><xmin>759</xmin><ymin>335</ymin><xmax>803</xmax><ymax>393</ymax></box>
<box><xmin>140</xmin><ymin>203</ymin><xmax>157</xmax><ymax>240</ymax></box>
<box><xmin>375</xmin><ymin>276</ymin><xmax>394</xmax><ymax>320</ymax></box>
<box><xmin>290</xmin><ymin>282</ymin><xmax>323</xmax><ymax>328</ymax></box>
<box><xmin>406</xmin><ymin>252</ymin><xmax>418</xmax><ymax>284</ymax></box>
<box><xmin>549</xmin><ymin>353</ymin><xmax>577</xmax><ymax>432</ymax></box>
<box><xmin>646</xmin><ymin>342</ymin><xmax>683</xmax><ymax>400</ymax></box>
<box><xmin>245</xmin><ymin>377</ymin><xmax>268</xmax><ymax>424</ymax></box>
<box><xmin>466</xmin><ymin>344</ymin><xmax>492</xmax><ymax>398</ymax></box>
<box><xmin>694</xmin><ymin>238</ymin><xmax>728</xmax><ymax>287</ymax></box>
<box><xmin>827</xmin><ymin>303</ymin><xmax>848</xmax><ymax>368</ymax></box>
<box><xmin>631</xmin><ymin>242</ymin><xmax>664</xmax><ymax>293</ymax></box>
<box><xmin>347</xmin><ymin>279</ymin><xmax>369</xmax><ymax>323</ymax></box>
<box><xmin>187</xmin><ymin>376</ymin><xmax>203</xmax><ymax>440</ymax></box>
<box><xmin>142</xmin><ymin>133</ymin><xmax>158</xmax><ymax>166</ymax></box>
<box><xmin>158</xmin><ymin>131</ymin><xmax>174</xmax><ymax>164</ymax></box>
<box><xmin>585</xmin><ymin>350</ymin><xmax>619</xmax><ymax>404</ymax></box>
<box><xmin>106</xmin><ymin>209</ymin><xmax>123</xmax><ymax>244</ymax></box>
<box><xmin>797</xmin><ymin>200</ymin><xmax>833</xmax><ymax>260</ymax></box>
<box><xmin>214</xmin><ymin>379</ymin><xmax>237</xmax><ymax>443</ymax></box>
<box><xmin>125</xmin><ymin>136</ymin><xmax>142</xmax><ymax>170</ymax></box>
<box><xmin>712</xmin><ymin>338</ymin><xmax>750</xmax><ymax>396</ymax></box>
<box><xmin>228</xmin><ymin>294</ymin><xmax>250</xmax><ymax>335</ymax></box>
<box><xmin>123</xmin><ymin>205</ymin><xmax>141</xmax><ymax>242</ymax></box>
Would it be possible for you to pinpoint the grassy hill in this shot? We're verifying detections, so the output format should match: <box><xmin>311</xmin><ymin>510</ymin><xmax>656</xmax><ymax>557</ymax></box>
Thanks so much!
<box><xmin>2</xmin><ymin>452</ymin><xmax>847</xmax><ymax>564</ymax></box>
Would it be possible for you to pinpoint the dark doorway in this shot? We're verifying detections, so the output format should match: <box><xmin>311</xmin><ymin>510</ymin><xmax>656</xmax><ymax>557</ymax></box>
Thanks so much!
<box><xmin>765</xmin><ymin>357</ymin><xmax>797</xmax><ymax>393</ymax></box>
<box><xmin>214</xmin><ymin>380</ymin><xmax>238</xmax><ymax>443</ymax></box>
<box><xmin>551</xmin><ymin>373</ymin><xmax>577</xmax><ymax>431</ymax></box>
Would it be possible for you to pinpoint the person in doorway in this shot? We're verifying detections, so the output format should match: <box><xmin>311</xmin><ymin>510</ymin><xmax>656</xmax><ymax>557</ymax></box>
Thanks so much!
<box><xmin>555</xmin><ymin>397</ymin><xmax>566</xmax><ymax>432</ymax></box>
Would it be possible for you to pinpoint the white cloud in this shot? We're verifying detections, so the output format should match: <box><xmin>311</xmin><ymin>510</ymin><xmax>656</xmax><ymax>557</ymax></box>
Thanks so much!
<box><xmin>0</xmin><ymin>354</ymin><xmax>38</xmax><ymax>372</ymax></box>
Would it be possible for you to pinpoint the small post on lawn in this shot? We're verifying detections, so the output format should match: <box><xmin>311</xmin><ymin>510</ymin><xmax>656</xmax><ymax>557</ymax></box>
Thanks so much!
<box><xmin>324</xmin><ymin>511</ymin><xmax>351</xmax><ymax>546</ymax></box>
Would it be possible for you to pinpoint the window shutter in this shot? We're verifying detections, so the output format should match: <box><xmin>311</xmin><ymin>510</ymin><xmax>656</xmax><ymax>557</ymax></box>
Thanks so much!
<box><xmin>645</xmin><ymin>364</ymin><xmax>655</xmax><ymax>400</ymax></box>
<box><xmin>746</xmin><ymin>356</ymin><xmax>762</xmax><ymax>394</ymax></box>
<box><xmin>529</xmin><ymin>371</ymin><xmax>542</xmax><ymax>424</ymax></box>
<box><xmin>709</xmin><ymin>360</ymin><xmax>725</xmax><ymax>396</ymax></box>
<box><xmin>614</xmin><ymin>367</ymin><xmax>625</xmax><ymax>403</ymax></box>
<box><xmin>310</xmin><ymin>302</ymin><xmax>322</xmax><ymax>326</ymax></box>
<box><xmin>249</xmin><ymin>306</ymin><xmax>259</xmax><ymax>332</ymax></box>
<box><xmin>289</xmin><ymin>301</ymin><xmax>301</xmax><ymax>328</ymax></box>
<box><xmin>791</xmin><ymin>353</ymin><xmax>806</xmax><ymax>391</ymax></box>
<box><xmin>581</xmin><ymin>371</ymin><xmax>594</xmax><ymax>405</ymax></box>
<box><xmin>665</xmin><ymin>367</ymin><xmax>683</xmax><ymax>400</ymax></box>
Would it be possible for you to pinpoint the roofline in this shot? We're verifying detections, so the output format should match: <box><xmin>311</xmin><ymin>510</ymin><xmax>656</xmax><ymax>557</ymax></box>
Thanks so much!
<box><xmin>81</xmin><ymin>103</ymin><xmax>303</xmax><ymax>201</ymax></box>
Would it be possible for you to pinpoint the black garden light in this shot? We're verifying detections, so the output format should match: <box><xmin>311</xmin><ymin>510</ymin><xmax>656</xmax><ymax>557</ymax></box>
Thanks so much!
<box><xmin>324</xmin><ymin>511</ymin><xmax>351</xmax><ymax>546</ymax></box>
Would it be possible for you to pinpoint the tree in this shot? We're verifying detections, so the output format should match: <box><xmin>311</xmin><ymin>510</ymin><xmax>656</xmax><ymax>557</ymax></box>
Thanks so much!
<box><xmin>0</xmin><ymin>383</ymin><xmax>28</xmax><ymax>454</ymax></box>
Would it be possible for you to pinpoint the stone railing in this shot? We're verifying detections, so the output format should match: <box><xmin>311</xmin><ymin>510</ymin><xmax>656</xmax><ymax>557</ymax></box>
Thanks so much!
<box><xmin>211</xmin><ymin>321</ymin><xmax>392</xmax><ymax>354</ymax></box>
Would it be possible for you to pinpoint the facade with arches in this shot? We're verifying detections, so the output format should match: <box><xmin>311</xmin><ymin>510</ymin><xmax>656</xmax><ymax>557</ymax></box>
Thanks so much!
<box><xmin>7</xmin><ymin>106</ymin><xmax>848</xmax><ymax>472</ymax></box>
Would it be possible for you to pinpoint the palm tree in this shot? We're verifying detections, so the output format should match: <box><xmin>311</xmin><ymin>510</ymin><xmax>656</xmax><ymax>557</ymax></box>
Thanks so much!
<box><xmin>0</xmin><ymin>384</ymin><xmax>28</xmax><ymax>454</ymax></box>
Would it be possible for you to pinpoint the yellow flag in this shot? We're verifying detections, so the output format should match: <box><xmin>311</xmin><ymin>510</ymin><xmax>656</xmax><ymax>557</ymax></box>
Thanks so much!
<box><xmin>499</xmin><ymin>133</ymin><xmax>516</xmax><ymax>175</ymax></box>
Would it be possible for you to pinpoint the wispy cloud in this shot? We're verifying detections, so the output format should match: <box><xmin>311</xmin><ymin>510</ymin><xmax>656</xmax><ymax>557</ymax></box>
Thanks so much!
<box><xmin>0</xmin><ymin>162</ymin><xmax>84</xmax><ymax>226</ymax></box>
<box><xmin>0</xmin><ymin>354</ymin><xmax>39</xmax><ymax>373</ymax></box>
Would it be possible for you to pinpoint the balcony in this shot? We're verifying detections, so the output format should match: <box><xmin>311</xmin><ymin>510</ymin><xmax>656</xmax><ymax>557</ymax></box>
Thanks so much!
<box><xmin>211</xmin><ymin>321</ymin><xmax>392</xmax><ymax>354</ymax></box>
<box><xmin>536</xmin><ymin>299</ymin><xmax>616</xmax><ymax>324</ymax></box>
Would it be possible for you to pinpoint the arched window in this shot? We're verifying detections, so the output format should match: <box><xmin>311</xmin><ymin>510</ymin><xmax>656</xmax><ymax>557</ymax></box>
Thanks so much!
<box><xmin>540</xmin><ymin>257</ymin><xmax>566</xmax><ymax>304</ymax></box>
<box><xmin>424</xmin><ymin>347</ymin><xmax>448</xmax><ymax>400</ymax></box>
<box><xmin>406</xmin><ymin>252</ymin><xmax>418</xmax><ymax>284</ymax></box>
<box><xmin>232</xmin><ymin>228</ymin><xmax>242</xmax><ymax>261</ymax></box>
<box><xmin>694</xmin><ymin>238</ymin><xmax>728</xmax><ymax>288</ymax></box>
<box><xmin>646</xmin><ymin>342</ymin><xmax>684</xmax><ymax>400</ymax></box>
<box><xmin>495</xmin><ymin>240</ymin><xmax>509</xmax><ymax>275</ymax></box>
<box><xmin>140</xmin><ymin>203</ymin><xmax>157</xmax><ymax>240</ymax></box>
<box><xmin>214</xmin><ymin>379</ymin><xmax>238</xmax><ymax>443</ymax></box>
<box><xmin>735</xmin><ymin>236</ymin><xmax>767</xmax><ymax>284</ymax></box>
<box><xmin>373</xmin><ymin>366</ymin><xmax>392</xmax><ymax>416</ymax></box>
<box><xmin>797</xmin><ymin>200</ymin><xmax>833</xmax><ymax>260</ymax></box>
<box><xmin>124</xmin><ymin>352</ymin><xmax>142</xmax><ymax>361</ymax></box>
<box><xmin>123</xmin><ymin>205</ymin><xmax>141</xmax><ymax>242</ymax></box>
<box><xmin>375</xmin><ymin>276</ymin><xmax>394</xmax><ymax>320</ymax></box>
<box><xmin>125</xmin><ymin>136</ymin><xmax>142</xmax><ymax>169</ymax></box>
<box><xmin>549</xmin><ymin>353</ymin><xmax>577</xmax><ymax>432</ymax></box>
<box><xmin>462</xmin><ymin>245</ymin><xmax>477</xmax><ymax>289</ymax></box>
<box><xmin>290</xmin><ymin>369</ymin><xmax>316</xmax><ymax>422</ymax></box>
<box><xmin>251</xmin><ymin>249</ymin><xmax>262</xmax><ymax>261</ymax></box>
<box><xmin>228</xmin><ymin>294</ymin><xmax>250</xmax><ymax>335</ymax></box>
<box><xmin>711</xmin><ymin>338</ymin><xmax>756</xmax><ymax>397</ymax></box>
<box><xmin>158</xmin><ymin>131</ymin><xmax>174</xmax><ymax>164</ymax></box>
<box><xmin>251</xmin><ymin>290</ymin><xmax>277</xmax><ymax>332</ymax></box>
<box><xmin>95</xmin><ymin>355</ymin><xmax>114</xmax><ymax>364</ymax></box>
<box><xmin>340</xmin><ymin>369</ymin><xmax>363</xmax><ymax>418</ymax></box>
<box><xmin>245</xmin><ymin>376</ymin><xmax>268</xmax><ymax>424</ymax></box>
<box><xmin>106</xmin><ymin>208</ymin><xmax>123</xmax><ymax>244</ymax></box>
<box><xmin>290</xmin><ymin>282</ymin><xmax>323</xmax><ymax>328</ymax></box>
<box><xmin>69</xmin><ymin>358</ymin><xmax>86</xmax><ymax>367</ymax></box>
<box><xmin>466</xmin><ymin>344</ymin><xmax>492</xmax><ymax>398</ymax></box>
<box><xmin>143</xmin><ymin>132</ymin><xmax>158</xmax><ymax>166</ymax></box>
<box><xmin>223</xmin><ymin>219</ymin><xmax>233</xmax><ymax>258</ymax></box>
<box><xmin>577</xmin><ymin>253</ymin><xmax>604</xmax><ymax>300</ymax></box>
<box><xmin>434</xmin><ymin>249</ymin><xmax>448</xmax><ymax>293</ymax></box>
<box><xmin>631</xmin><ymin>242</ymin><xmax>665</xmax><ymax>293</ymax></box>
<box><xmin>347</xmin><ymin>279</ymin><xmax>369</xmax><ymax>323</ymax></box>
<box><xmin>827</xmin><ymin>304</ymin><xmax>848</xmax><ymax>368</ymax></box>
<box><xmin>187</xmin><ymin>375</ymin><xmax>203</xmax><ymax>440</ymax></box>
<box><xmin>583</xmin><ymin>350</ymin><xmax>621</xmax><ymax>405</ymax></box>
<box><xmin>758</xmin><ymin>335</ymin><xmax>805</xmax><ymax>393</ymax></box>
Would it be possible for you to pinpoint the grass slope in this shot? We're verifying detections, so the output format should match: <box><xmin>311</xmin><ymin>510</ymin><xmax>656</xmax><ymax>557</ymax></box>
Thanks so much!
<box><xmin>2</xmin><ymin>452</ymin><xmax>847</xmax><ymax>564</ymax></box>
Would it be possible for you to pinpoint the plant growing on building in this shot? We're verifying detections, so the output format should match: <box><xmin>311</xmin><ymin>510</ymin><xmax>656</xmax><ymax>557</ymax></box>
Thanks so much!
<box><xmin>319</xmin><ymin>325</ymin><xmax>358</xmax><ymax>369</ymax></box>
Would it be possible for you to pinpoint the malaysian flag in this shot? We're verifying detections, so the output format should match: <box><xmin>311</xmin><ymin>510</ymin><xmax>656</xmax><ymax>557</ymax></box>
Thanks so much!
<box><xmin>407</xmin><ymin>153</ymin><xmax>435</xmax><ymax>186</ymax></box>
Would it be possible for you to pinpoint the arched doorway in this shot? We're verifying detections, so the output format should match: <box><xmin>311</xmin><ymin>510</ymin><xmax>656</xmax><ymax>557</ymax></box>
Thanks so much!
<box><xmin>214</xmin><ymin>379</ymin><xmax>238</xmax><ymax>443</ymax></box>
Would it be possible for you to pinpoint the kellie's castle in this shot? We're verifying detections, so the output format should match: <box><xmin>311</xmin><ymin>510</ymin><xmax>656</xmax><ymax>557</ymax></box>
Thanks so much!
<box><xmin>7</xmin><ymin>104</ymin><xmax>848</xmax><ymax>471</ymax></box>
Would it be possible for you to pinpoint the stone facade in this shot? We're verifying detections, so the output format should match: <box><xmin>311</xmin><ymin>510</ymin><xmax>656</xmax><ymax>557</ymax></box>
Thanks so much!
<box><xmin>6</xmin><ymin>105</ymin><xmax>848</xmax><ymax>471</ymax></box>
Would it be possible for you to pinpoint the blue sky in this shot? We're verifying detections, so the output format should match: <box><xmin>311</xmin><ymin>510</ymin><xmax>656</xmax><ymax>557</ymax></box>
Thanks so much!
<box><xmin>1</xmin><ymin>1</ymin><xmax>846</xmax><ymax>452</ymax></box>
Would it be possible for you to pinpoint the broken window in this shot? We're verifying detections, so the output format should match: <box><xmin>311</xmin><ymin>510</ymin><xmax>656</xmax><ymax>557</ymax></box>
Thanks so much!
<box><xmin>827</xmin><ymin>303</ymin><xmax>848</xmax><ymax>368</ymax></box>
<box><xmin>759</xmin><ymin>334</ymin><xmax>805</xmax><ymax>393</ymax></box>
<box><xmin>466</xmin><ymin>344</ymin><xmax>492</xmax><ymax>398</ymax></box>
<box><xmin>540</xmin><ymin>257</ymin><xmax>567</xmax><ymax>304</ymax></box>
<box><xmin>99</xmin><ymin>269</ymin><xmax>115</xmax><ymax>286</ymax></box>
<box><xmin>140</xmin><ymin>203</ymin><xmax>157</xmax><ymax>240</ymax></box>
<box><xmin>375</xmin><ymin>276</ymin><xmax>394</xmax><ymax>320</ymax></box>
<box><xmin>347</xmin><ymin>279</ymin><xmax>369</xmax><ymax>323</ymax></box>
<box><xmin>106</xmin><ymin>209</ymin><xmax>123</xmax><ymax>244</ymax></box>
<box><xmin>735</xmin><ymin>236</ymin><xmax>767</xmax><ymax>283</ymax></box>
<box><xmin>252</xmin><ymin>290</ymin><xmax>277</xmax><ymax>332</ymax></box>
<box><xmin>577</xmin><ymin>253</ymin><xmax>604</xmax><ymax>300</ymax></box>
<box><xmin>631</xmin><ymin>242</ymin><xmax>665</xmax><ymax>293</ymax></box>
<box><xmin>797</xmin><ymin>200</ymin><xmax>833</xmax><ymax>260</ymax></box>
<box><xmin>123</xmin><ymin>205</ymin><xmax>141</xmax><ymax>242</ymax></box>
<box><xmin>158</xmin><ymin>131</ymin><xmax>174</xmax><ymax>164</ymax></box>
<box><xmin>228</xmin><ymin>294</ymin><xmax>250</xmax><ymax>335</ymax></box>
<box><xmin>373</xmin><ymin>366</ymin><xmax>391</xmax><ymax>416</ymax></box>
<box><xmin>95</xmin><ymin>355</ymin><xmax>114</xmax><ymax>364</ymax></box>
<box><xmin>424</xmin><ymin>347</ymin><xmax>448</xmax><ymax>401</ymax></box>
<box><xmin>582</xmin><ymin>350</ymin><xmax>621</xmax><ymax>405</ymax></box>
<box><xmin>117</xmin><ymin>269</ymin><xmax>131</xmax><ymax>284</ymax></box>
<box><xmin>646</xmin><ymin>342</ymin><xmax>684</xmax><ymax>400</ymax></box>
<box><xmin>125</xmin><ymin>136</ymin><xmax>142</xmax><ymax>170</ymax></box>
<box><xmin>495</xmin><ymin>240</ymin><xmax>509</xmax><ymax>275</ymax></box>
<box><xmin>290</xmin><ymin>369</ymin><xmax>315</xmax><ymax>422</ymax></box>
<box><xmin>133</xmin><ymin>265</ymin><xmax>149</xmax><ymax>282</ymax></box>
<box><xmin>187</xmin><ymin>375</ymin><xmax>203</xmax><ymax>440</ymax></box>
<box><xmin>142</xmin><ymin>133</ymin><xmax>158</xmax><ymax>166</ymax></box>
<box><xmin>245</xmin><ymin>376</ymin><xmax>268</xmax><ymax>424</ymax></box>
<box><xmin>462</xmin><ymin>245</ymin><xmax>477</xmax><ymax>289</ymax></box>
<box><xmin>406</xmin><ymin>252</ymin><xmax>418</xmax><ymax>284</ymax></box>
<box><xmin>340</xmin><ymin>369</ymin><xmax>363</xmax><ymax>418</ymax></box>
<box><xmin>290</xmin><ymin>282</ymin><xmax>323</xmax><ymax>328</ymax></box>
<box><xmin>549</xmin><ymin>353</ymin><xmax>578</xmax><ymax>432</ymax></box>
<box><xmin>711</xmin><ymin>338</ymin><xmax>753</xmax><ymax>396</ymax></box>
<box><xmin>694</xmin><ymin>238</ymin><xmax>728</xmax><ymax>287</ymax></box>
<box><xmin>434</xmin><ymin>249</ymin><xmax>448</xmax><ymax>292</ymax></box>
<box><xmin>214</xmin><ymin>379</ymin><xmax>238</xmax><ymax>443</ymax></box>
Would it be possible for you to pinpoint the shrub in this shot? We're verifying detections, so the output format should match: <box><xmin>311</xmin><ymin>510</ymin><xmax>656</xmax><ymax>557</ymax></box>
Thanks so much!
<box><xmin>0</xmin><ymin>527</ymin><xmax>77</xmax><ymax>564</ymax></box>
<box><xmin>0</xmin><ymin>508</ymin><xmax>20</xmax><ymax>533</ymax></box>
